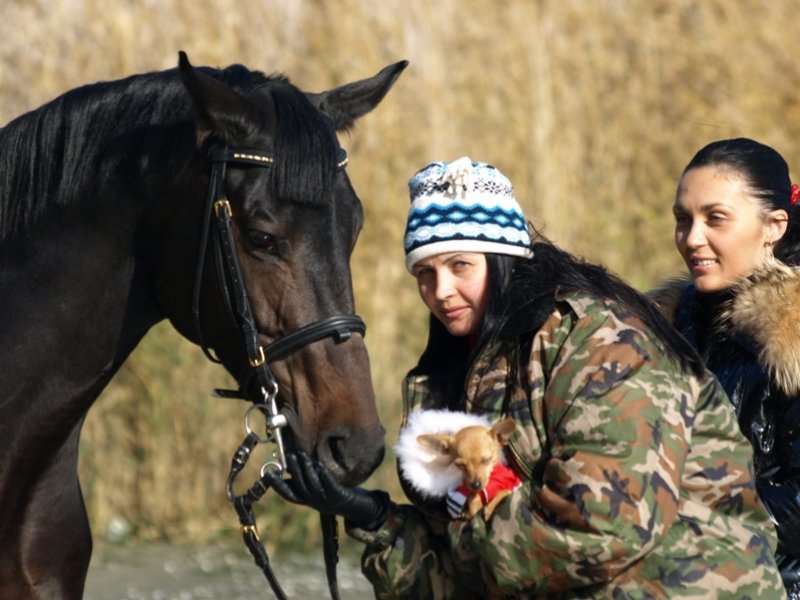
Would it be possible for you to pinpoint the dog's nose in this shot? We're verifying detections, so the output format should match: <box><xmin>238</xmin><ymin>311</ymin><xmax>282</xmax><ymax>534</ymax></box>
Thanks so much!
<box><xmin>468</xmin><ymin>480</ymin><xmax>482</xmax><ymax>491</ymax></box>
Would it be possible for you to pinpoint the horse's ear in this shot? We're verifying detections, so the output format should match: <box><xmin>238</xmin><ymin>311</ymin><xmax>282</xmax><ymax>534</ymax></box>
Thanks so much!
<box><xmin>178</xmin><ymin>51</ymin><xmax>258</xmax><ymax>146</ymax></box>
<box><xmin>307</xmin><ymin>60</ymin><xmax>408</xmax><ymax>132</ymax></box>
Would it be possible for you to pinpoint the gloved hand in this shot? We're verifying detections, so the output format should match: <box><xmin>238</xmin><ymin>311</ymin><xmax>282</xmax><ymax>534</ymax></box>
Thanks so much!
<box><xmin>266</xmin><ymin>452</ymin><xmax>391</xmax><ymax>531</ymax></box>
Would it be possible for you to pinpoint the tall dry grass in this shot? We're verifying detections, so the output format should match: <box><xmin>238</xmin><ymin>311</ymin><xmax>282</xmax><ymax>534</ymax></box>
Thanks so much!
<box><xmin>3</xmin><ymin>0</ymin><xmax>800</xmax><ymax>552</ymax></box>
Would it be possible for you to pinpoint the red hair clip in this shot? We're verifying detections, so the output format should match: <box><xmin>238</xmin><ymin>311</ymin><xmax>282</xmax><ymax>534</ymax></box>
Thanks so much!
<box><xmin>791</xmin><ymin>183</ymin><xmax>800</xmax><ymax>206</ymax></box>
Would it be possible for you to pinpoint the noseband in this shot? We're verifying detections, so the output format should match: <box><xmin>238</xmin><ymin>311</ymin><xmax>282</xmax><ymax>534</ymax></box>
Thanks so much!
<box><xmin>190</xmin><ymin>143</ymin><xmax>364</xmax><ymax>600</ymax></box>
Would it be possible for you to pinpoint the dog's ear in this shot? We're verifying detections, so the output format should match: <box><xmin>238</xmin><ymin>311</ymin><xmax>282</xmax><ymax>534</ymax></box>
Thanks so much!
<box><xmin>492</xmin><ymin>418</ymin><xmax>517</xmax><ymax>445</ymax></box>
<box><xmin>417</xmin><ymin>433</ymin><xmax>454</xmax><ymax>455</ymax></box>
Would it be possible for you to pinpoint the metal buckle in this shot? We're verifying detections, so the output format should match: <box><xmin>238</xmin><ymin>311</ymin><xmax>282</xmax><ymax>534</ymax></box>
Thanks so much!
<box><xmin>249</xmin><ymin>346</ymin><xmax>266</xmax><ymax>367</ymax></box>
<box><xmin>214</xmin><ymin>199</ymin><xmax>232</xmax><ymax>218</ymax></box>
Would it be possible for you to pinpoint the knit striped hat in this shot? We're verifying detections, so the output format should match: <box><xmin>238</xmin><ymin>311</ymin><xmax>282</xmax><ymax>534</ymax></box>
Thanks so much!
<box><xmin>404</xmin><ymin>157</ymin><xmax>532</xmax><ymax>272</ymax></box>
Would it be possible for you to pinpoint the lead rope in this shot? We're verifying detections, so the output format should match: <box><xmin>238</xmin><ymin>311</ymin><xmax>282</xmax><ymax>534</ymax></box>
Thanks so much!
<box><xmin>226</xmin><ymin>381</ymin><xmax>344</xmax><ymax>600</ymax></box>
<box><xmin>229</xmin><ymin>434</ymin><xmax>288</xmax><ymax>600</ymax></box>
<box><xmin>321</xmin><ymin>514</ymin><xmax>341</xmax><ymax>600</ymax></box>
<box><xmin>225</xmin><ymin>398</ymin><xmax>342</xmax><ymax>600</ymax></box>
<box><xmin>228</xmin><ymin>446</ymin><xmax>289</xmax><ymax>600</ymax></box>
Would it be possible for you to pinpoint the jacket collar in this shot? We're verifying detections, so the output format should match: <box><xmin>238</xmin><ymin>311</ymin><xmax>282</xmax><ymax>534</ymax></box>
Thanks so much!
<box><xmin>722</xmin><ymin>260</ymin><xmax>800</xmax><ymax>395</ymax></box>
<box><xmin>647</xmin><ymin>275</ymin><xmax>690</xmax><ymax>324</ymax></box>
<box><xmin>650</xmin><ymin>262</ymin><xmax>800</xmax><ymax>395</ymax></box>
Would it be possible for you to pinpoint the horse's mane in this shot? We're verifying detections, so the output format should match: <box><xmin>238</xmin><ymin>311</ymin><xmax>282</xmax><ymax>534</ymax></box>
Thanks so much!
<box><xmin>0</xmin><ymin>63</ymin><xmax>339</xmax><ymax>241</ymax></box>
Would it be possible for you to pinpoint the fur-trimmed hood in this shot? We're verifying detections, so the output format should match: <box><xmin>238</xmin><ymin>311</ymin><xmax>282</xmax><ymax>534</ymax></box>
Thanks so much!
<box><xmin>648</xmin><ymin>262</ymin><xmax>800</xmax><ymax>395</ymax></box>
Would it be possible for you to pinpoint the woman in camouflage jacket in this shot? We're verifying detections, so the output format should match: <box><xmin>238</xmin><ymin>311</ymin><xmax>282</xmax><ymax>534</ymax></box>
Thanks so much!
<box><xmin>269</xmin><ymin>157</ymin><xmax>784</xmax><ymax>598</ymax></box>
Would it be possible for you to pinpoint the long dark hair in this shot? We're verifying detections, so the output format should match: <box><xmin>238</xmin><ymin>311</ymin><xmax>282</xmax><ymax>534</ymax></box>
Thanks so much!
<box><xmin>484</xmin><ymin>243</ymin><xmax>703</xmax><ymax>375</ymax></box>
<box><xmin>412</xmin><ymin>239</ymin><xmax>705</xmax><ymax>410</ymax></box>
<box><xmin>681</xmin><ymin>137</ymin><xmax>800</xmax><ymax>265</ymax></box>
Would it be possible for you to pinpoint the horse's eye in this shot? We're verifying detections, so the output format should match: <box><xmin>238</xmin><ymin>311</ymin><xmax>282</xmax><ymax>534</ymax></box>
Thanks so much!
<box><xmin>246</xmin><ymin>229</ymin><xmax>279</xmax><ymax>255</ymax></box>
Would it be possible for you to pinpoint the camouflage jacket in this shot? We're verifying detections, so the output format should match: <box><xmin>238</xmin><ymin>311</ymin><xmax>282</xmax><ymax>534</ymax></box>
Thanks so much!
<box><xmin>649</xmin><ymin>264</ymin><xmax>800</xmax><ymax>593</ymax></box>
<box><xmin>348</xmin><ymin>290</ymin><xmax>784</xmax><ymax>599</ymax></box>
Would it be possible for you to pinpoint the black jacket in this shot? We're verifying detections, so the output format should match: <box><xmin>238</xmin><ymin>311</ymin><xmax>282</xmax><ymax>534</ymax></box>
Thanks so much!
<box><xmin>651</xmin><ymin>262</ymin><xmax>800</xmax><ymax>585</ymax></box>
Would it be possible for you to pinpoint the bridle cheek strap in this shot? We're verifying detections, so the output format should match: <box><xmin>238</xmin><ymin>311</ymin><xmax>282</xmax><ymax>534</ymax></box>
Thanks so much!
<box><xmin>192</xmin><ymin>144</ymin><xmax>360</xmax><ymax>378</ymax></box>
<box><xmin>191</xmin><ymin>144</ymin><xmax>357</xmax><ymax>600</ymax></box>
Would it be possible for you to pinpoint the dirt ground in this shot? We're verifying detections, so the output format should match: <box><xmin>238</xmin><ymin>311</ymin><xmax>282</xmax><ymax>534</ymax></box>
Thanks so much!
<box><xmin>84</xmin><ymin>542</ymin><xmax>373</xmax><ymax>599</ymax></box>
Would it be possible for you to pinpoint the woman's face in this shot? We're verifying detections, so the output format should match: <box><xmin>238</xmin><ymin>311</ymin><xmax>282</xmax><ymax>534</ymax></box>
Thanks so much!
<box><xmin>673</xmin><ymin>166</ymin><xmax>787</xmax><ymax>293</ymax></box>
<box><xmin>412</xmin><ymin>252</ymin><xmax>490</xmax><ymax>337</ymax></box>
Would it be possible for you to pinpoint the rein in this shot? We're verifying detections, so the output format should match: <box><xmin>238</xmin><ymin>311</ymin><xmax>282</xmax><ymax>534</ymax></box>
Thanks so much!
<box><xmin>191</xmin><ymin>143</ymin><xmax>361</xmax><ymax>600</ymax></box>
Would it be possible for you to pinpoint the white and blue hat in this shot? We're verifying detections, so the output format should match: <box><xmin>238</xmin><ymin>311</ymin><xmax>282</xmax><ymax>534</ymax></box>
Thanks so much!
<box><xmin>404</xmin><ymin>157</ymin><xmax>532</xmax><ymax>272</ymax></box>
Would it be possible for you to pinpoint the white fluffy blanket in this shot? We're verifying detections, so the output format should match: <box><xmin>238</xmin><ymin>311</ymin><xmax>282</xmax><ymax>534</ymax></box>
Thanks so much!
<box><xmin>394</xmin><ymin>409</ymin><xmax>497</xmax><ymax>499</ymax></box>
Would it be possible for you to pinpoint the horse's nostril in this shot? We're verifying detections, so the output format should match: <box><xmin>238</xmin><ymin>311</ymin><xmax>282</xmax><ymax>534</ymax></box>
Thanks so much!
<box><xmin>329</xmin><ymin>436</ymin><xmax>347</xmax><ymax>469</ymax></box>
<box><xmin>318</xmin><ymin>427</ymin><xmax>385</xmax><ymax>486</ymax></box>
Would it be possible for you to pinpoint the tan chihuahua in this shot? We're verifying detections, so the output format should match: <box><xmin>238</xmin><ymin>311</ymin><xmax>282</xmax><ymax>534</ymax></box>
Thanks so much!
<box><xmin>417</xmin><ymin>418</ymin><xmax>517</xmax><ymax>520</ymax></box>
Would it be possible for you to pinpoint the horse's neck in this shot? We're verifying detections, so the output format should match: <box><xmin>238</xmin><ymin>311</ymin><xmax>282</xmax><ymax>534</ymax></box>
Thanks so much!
<box><xmin>0</xmin><ymin>98</ymin><xmax>188</xmax><ymax>403</ymax></box>
<box><xmin>0</xmin><ymin>209</ymin><xmax>160</xmax><ymax>403</ymax></box>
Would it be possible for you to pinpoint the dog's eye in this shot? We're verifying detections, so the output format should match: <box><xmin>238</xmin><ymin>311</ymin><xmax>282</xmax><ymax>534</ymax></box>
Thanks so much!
<box><xmin>481</xmin><ymin>457</ymin><xmax>492</xmax><ymax>465</ymax></box>
<box><xmin>454</xmin><ymin>458</ymin><xmax>465</xmax><ymax>468</ymax></box>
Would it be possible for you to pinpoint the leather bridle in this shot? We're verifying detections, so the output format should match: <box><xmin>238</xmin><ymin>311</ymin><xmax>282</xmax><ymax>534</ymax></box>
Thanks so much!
<box><xmin>190</xmin><ymin>143</ymin><xmax>365</xmax><ymax>600</ymax></box>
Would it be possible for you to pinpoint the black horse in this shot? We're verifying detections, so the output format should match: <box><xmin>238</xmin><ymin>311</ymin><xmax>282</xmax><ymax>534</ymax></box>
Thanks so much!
<box><xmin>0</xmin><ymin>52</ymin><xmax>406</xmax><ymax>599</ymax></box>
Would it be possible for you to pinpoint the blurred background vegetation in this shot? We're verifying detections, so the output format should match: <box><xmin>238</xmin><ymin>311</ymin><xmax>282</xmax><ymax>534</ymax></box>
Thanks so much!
<box><xmin>3</xmin><ymin>0</ymin><xmax>800</xmax><ymax>556</ymax></box>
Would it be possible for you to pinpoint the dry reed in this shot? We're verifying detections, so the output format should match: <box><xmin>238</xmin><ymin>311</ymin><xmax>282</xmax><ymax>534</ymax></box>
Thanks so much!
<box><xmin>3</xmin><ymin>0</ymin><xmax>800</xmax><ymax>551</ymax></box>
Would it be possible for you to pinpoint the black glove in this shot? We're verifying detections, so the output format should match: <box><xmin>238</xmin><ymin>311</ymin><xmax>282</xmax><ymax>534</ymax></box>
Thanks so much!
<box><xmin>266</xmin><ymin>452</ymin><xmax>391</xmax><ymax>531</ymax></box>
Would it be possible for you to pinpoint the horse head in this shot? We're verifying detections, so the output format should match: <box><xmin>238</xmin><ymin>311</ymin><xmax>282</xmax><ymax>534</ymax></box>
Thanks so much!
<box><xmin>0</xmin><ymin>52</ymin><xmax>406</xmax><ymax>598</ymax></box>
<box><xmin>152</xmin><ymin>53</ymin><xmax>407</xmax><ymax>485</ymax></box>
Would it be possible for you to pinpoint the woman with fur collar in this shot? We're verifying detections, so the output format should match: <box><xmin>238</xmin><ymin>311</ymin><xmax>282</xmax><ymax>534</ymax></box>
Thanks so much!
<box><xmin>267</xmin><ymin>157</ymin><xmax>782</xmax><ymax>598</ymax></box>
<box><xmin>650</xmin><ymin>137</ymin><xmax>800</xmax><ymax>597</ymax></box>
